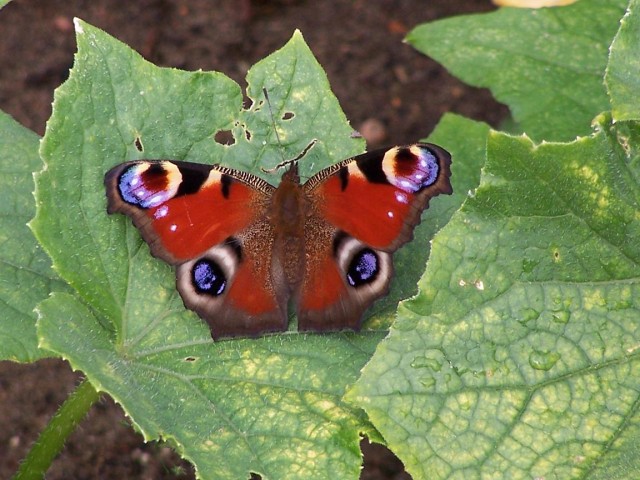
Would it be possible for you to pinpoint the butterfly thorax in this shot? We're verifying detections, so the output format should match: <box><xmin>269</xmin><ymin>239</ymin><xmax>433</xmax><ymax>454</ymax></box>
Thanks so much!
<box><xmin>270</xmin><ymin>165</ymin><xmax>306</xmax><ymax>236</ymax></box>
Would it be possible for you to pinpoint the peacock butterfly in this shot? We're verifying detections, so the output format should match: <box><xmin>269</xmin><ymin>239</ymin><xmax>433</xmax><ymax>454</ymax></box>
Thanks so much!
<box><xmin>105</xmin><ymin>143</ymin><xmax>452</xmax><ymax>339</ymax></box>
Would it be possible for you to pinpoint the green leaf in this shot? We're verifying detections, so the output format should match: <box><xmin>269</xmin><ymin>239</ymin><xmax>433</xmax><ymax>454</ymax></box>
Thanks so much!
<box><xmin>369</xmin><ymin>114</ymin><xmax>490</xmax><ymax>326</ymax></box>
<box><xmin>38</xmin><ymin>292</ymin><xmax>381</xmax><ymax>480</ymax></box>
<box><xmin>30</xmin><ymin>20</ymin><xmax>423</xmax><ymax>479</ymax></box>
<box><xmin>606</xmin><ymin>0</ymin><xmax>640</xmax><ymax>122</ymax></box>
<box><xmin>407</xmin><ymin>0</ymin><xmax>628</xmax><ymax>142</ymax></box>
<box><xmin>0</xmin><ymin>111</ymin><xmax>67</xmax><ymax>362</ymax></box>
<box><xmin>348</xmin><ymin>119</ymin><xmax>640</xmax><ymax>479</ymax></box>
<box><xmin>423</xmin><ymin>114</ymin><xmax>490</xmax><ymax>222</ymax></box>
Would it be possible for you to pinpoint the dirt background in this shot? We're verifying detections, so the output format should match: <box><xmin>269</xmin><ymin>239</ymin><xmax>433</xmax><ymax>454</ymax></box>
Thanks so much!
<box><xmin>0</xmin><ymin>1</ymin><xmax>507</xmax><ymax>478</ymax></box>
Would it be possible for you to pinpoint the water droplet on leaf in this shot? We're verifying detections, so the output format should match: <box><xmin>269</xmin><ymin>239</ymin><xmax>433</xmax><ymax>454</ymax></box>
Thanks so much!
<box><xmin>552</xmin><ymin>311</ymin><xmax>570</xmax><ymax>324</ymax></box>
<box><xmin>410</xmin><ymin>355</ymin><xmax>442</xmax><ymax>371</ymax></box>
<box><xmin>420</xmin><ymin>376</ymin><xmax>436</xmax><ymax>388</ymax></box>
<box><xmin>529</xmin><ymin>349</ymin><xmax>560</xmax><ymax>371</ymax></box>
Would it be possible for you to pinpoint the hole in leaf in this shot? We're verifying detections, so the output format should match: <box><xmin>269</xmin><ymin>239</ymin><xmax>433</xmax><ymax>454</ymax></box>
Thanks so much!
<box><xmin>184</xmin><ymin>356</ymin><xmax>197</xmax><ymax>362</ymax></box>
<box><xmin>134</xmin><ymin>136</ymin><xmax>143</xmax><ymax>152</ymax></box>
<box><xmin>249</xmin><ymin>473</ymin><xmax>262</xmax><ymax>480</ymax></box>
<box><xmin>245</xmin><ymin>129</ymin><xmax>252</xmax><ymax>141</ymax></box>
<box><xmin>243</xmin><ymin>94</ymin><xmax>253</xmax><ymax>110</ymax></box>
<box><xmin>252</xmin><ymin>98</ymin><xmax>265</xmax><ymax>113</ymax></box>
<box><xmin>361</xmin><ymin>439</ymin><xmax>410</xmax><ymax>479</ymax></box>
<box><xmin>214</xmin><ymin>129</ymin><xmax>235</xmax><ymax>146</ymax></box>
<box><xmin>281</xmin><ymin>111</ymin><xmax>294</xmax><ymax>120</ymax></box>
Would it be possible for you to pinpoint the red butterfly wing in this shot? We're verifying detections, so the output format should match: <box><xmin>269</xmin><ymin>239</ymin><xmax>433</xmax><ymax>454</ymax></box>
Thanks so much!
<box><xmin>308</xmin><ymin>143</ymin><xmax>452</xmax><ymax>250</ymax></box>
<box><xmin>105</xmin><ymin>160</ymin><xmax>287</xmax><ymax>338</ymax></box>
<box><xmin>296</xmin><ymin>143</ymin><xmax>452</xmax><ymax>331</ymax></box>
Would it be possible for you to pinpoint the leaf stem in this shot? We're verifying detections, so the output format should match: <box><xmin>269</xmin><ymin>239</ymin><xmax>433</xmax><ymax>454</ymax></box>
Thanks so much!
<box><xmin>13</xmin><ymin>378</ymin><xmax>101</xmax><ymax>480</ymax></box>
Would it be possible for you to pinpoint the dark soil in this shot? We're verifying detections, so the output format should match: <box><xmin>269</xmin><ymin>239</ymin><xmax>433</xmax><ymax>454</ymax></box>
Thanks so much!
<box><xmin>0</xmin><ymin>1</ymin><xmax>507</xmax><ymax>478</ymax></box>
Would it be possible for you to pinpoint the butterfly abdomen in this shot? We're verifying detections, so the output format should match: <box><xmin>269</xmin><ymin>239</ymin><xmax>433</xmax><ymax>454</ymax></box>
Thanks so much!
<box><xmin>269</xmin><ymin>168</ymin><xmax>308</xmax><ymax>296</ymax></box>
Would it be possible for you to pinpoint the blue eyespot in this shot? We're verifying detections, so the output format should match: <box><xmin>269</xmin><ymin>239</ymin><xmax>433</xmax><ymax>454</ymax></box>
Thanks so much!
<box><xmin>346</xmin><ymin>249</ymin><xmax>379</xmax><ymax>287</ymax></box>
<box><xmin>118</xmin><ymin>164</ymin><xmax>172</xmax><ymax>209</ymax></box>
<box><xmin>390</xmin><ymin>147</ymin><xmax>439</xmax><ymax>193</ymax></box>
<box><xmin>192</xmin><ymin>259</ymin><xmax>226</xmax><ymax>296</ymax></box>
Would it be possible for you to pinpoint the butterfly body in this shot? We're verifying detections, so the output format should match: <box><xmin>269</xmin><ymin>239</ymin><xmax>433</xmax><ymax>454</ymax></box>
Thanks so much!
<box><xmin>105</xmin><ymin>143</ymin><xmax>452</xmax><ymax>339</ymax></box>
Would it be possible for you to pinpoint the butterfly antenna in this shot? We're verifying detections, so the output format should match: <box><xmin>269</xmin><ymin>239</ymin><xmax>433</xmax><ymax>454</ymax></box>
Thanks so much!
<box><xmin>263</xmin><ymin>88</ymin><xmax>287</xmax><ymax>163</ymax></box>
<box><xmin>261</xmin><ymin>87</ymin><xmax>317</xmax><ymax>174</ymax></box>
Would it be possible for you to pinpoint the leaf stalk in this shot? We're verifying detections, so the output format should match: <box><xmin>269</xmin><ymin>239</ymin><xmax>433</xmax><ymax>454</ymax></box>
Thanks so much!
<box><xmin>13</xmin><ymin>378</ymin><xmax>100</xmax><ymax>480</ymax></box>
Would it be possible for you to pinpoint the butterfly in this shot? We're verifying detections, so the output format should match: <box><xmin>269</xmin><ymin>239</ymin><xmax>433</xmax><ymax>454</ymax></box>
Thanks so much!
<box><xmin>105</xmin><ymin>143</ymin><xmax>452</xmax><ymax>339</ymax></box>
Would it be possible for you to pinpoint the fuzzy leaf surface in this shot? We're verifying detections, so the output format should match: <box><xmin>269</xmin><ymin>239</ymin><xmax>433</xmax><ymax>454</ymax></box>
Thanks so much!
<box><xmin>0</xmin><ymin>112</ymin><xmax>68</xmax><ymax>362</ymax></box>
<box><xmin>349</xmin><ymin>118</ymin><xmax>640</xmax><ymax>479</ymax></box>
<box><xmin>606</xmin><ymin>0</ymin><xmax>640</xmax><ymax>122</ymax></box>
<box><xmin>407</xmin><ymin>0</ymin><xmax>628</xmax><ymax>142</ymax></box>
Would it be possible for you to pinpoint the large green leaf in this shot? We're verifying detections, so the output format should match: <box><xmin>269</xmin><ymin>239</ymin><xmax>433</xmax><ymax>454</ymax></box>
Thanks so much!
<box><xmin>367</xmin><ymin>113</ymin><xmax>490</xmax><ymax>327</ymax></box>
<box><xmin>606</xmin><ymin>0</ymin><xmax>640</xmax><ymax>122</ymax></box>
<box><xmin>29</xmin><ymin>20</ymin><xmax>458</xmax><ymax>479</ymax></box>
<box><xmin>0</xmin><ymin>111</ymin><xmax>67</xmax><ymax>362</ymax></box>
<box><xmin>407</xmin><ymin>0</ymin><xmax>628</xmax><ymax>142</ymax></box>
<box><xmin>39</xmin><ymin>292</ymin><xmax>382</xmax><ymax>479</ymax></box>
<box><xmin>349</xmin><ymin>118</ymin><xmax>640</xmax><ymax>479</ymax></box>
